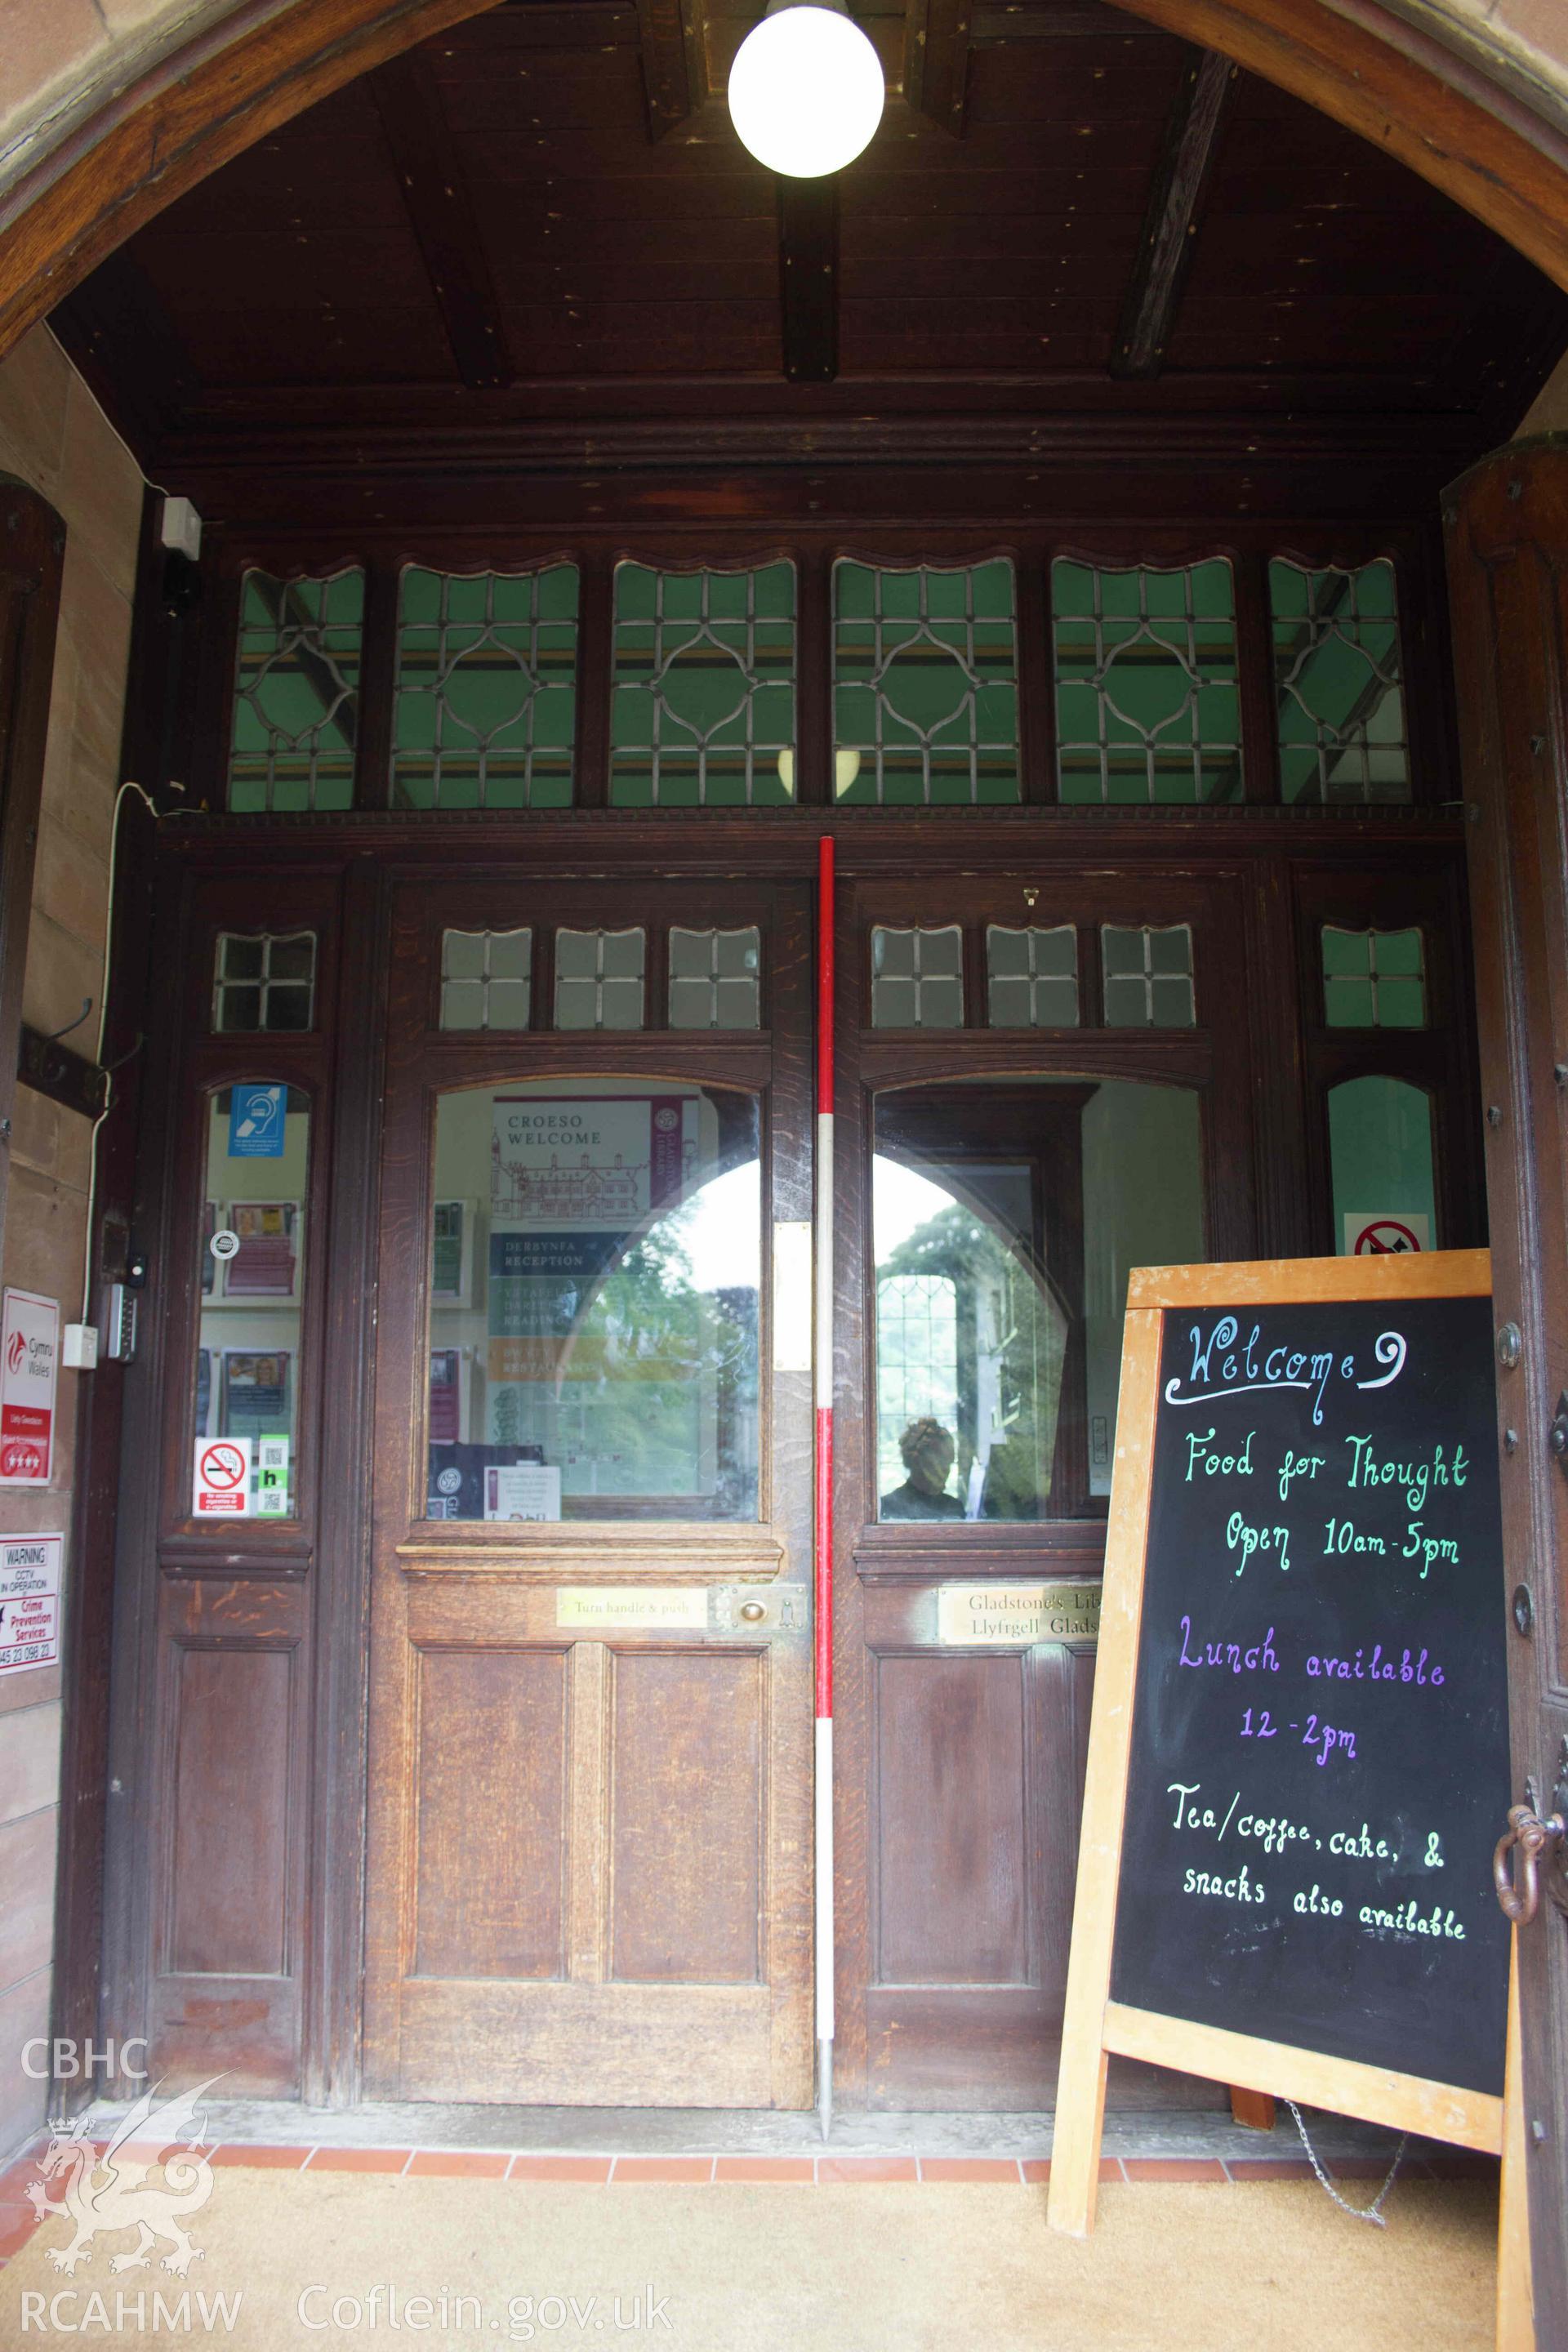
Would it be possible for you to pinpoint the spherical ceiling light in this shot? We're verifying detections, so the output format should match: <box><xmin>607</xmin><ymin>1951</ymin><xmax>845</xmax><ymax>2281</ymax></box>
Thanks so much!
<box><xmin>728</xmin><ymin>0</ymin><xmax>885</xmax><ymax>180</ymax></box>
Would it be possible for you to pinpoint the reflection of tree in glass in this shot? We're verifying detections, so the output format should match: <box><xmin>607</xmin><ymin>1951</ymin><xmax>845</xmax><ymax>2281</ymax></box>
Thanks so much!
<box><xmin>562</xmin><ymin>1199</ymin><xmax>758</xmax><ymax>1512</ymax></box>
<box><xmin>879</xmin><ymin>1198</ymin><xmax>1066</xmax><ymax>1521</ymax></box>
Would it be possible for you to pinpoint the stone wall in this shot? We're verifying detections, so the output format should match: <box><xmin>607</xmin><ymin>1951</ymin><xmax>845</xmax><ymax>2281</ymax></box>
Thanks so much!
<box><xmin>0</xmin><ymin>324</ymin><xmax>140</xmax><ymax>2160</ymax></box>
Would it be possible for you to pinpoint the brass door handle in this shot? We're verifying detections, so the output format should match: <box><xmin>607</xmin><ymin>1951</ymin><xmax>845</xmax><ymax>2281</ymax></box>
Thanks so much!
<box><xmin>1493</xmin><ymin>1803</ymin><xmax>1566</xmax><ymax>1924</ymax></box>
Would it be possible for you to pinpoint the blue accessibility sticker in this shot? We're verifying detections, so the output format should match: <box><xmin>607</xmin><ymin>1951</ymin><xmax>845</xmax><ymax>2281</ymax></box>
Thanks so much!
<box><xmin>228</xmin><ymin>1084</ymin><xmax>287</xmax><ymax>1158</ymax></box>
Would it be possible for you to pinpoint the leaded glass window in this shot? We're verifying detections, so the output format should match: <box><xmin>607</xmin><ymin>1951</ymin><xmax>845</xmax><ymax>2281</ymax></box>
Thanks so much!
<box><xmin>668</xmin><ymin>929</ymin><xmax>762</xmax><ymax>1029</ymax></box>
<box><xmin>1053</xmin><ymin>559</ymin><xmax>1240</xmax><ymax>804</ymax></box>
<box><xmin>555</xmin><ymin>929</ymin><xmax>645</xmax><ymax>1030</ymax></box>
<box><xmin>1270</xmin><ymin>559</ymin><xmax>1408</xmax><ymax>804</ymax></box>
<box><xmin>871</xmin><ymin>927</ymin><xmax>964</xmax><ymax>1027</ymax></box>
<box><xmin>611</xmin><ymin>564</ymin><xmax>794</xmax><ymax>807</ymax></box>
<box><xmin>229</xmin><ymin>568</ymin><xmax>363</xmax><ymax>813</ymax></box>
<box><xmin>440</xmin><ymin>929</ymin><xmax>532</xmax><ymax>1031</ymax></box>
<box><xmin>834</xmin><ymin>562</ymin><xmax>1018</xmax><ymax>805</ymax></box>
<box><xmin>987</xmin><ymin>926</ymin><xmax>1079</xmax><ymax>1027</ymax></box>
<box><xmin>1321</xmin><ymin>926</ymin><xmax>1425</xmax><ymax>1028</ymax></box>
<box><xmin>1101</xmin><ymin>924</ymin><xmax>1196</xmax><ymax>1027</ymax></box>
<box><xmin>213</xmin><ymin>933</ymin><xmax>317</xmax><ymax>1033</ymax></box>
<box><xmin>393</xmin><ymin>566</ymin><xmax>578</xmax><ymax>810</ymax></box>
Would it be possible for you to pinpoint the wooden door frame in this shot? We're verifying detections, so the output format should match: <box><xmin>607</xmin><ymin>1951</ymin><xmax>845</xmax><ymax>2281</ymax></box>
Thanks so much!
<box><xmin>360</xmin><ymin>869</ymin><xmax>815</xmax><ymax>2105</ymax></box>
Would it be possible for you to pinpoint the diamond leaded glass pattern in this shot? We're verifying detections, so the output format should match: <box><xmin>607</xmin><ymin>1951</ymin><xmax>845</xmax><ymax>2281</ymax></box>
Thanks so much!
<box><xmin>611</xmin><ymin>565</ymin><xmax>795</xmax><ymax>807</ymax></box>
<box><xmin>393</xmin><ymin>567</ymin><xmax>578</xmax><ymax>809</ymax></box>
<box><xmin>834</xmin><ymin>562</ymin><xmax>1018</xmax><ymax>805</ymax></box>
<box><xmin>229</xmin><ymin>568</ymin><xmax>363</xmax><ymax>813</ymax></box>
<box><xmin>1053</xmin><ymin>559</ymin><xmax>1240</xmax><ymax>804</ymax></box>
<box><xmin>1270</xmin><ymin>559</ymin><xmax>1409</xmax><ymax>805</ymax></box>
<box><xmin>1321</xmin><ymin>926</ymin><xmax>1425</xmax><ymax>1028</ymax></box>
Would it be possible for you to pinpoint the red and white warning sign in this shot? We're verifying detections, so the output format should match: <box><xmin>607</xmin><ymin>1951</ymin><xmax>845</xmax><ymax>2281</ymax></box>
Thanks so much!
<box><xmin>0</xmin><ymin>1532</ymin><xmax>61</xmax><ymax>1673</ymax></box>
<box><xmin>1343</xmin><ymin>1211</ymin><xmax>1430</xmax><ymax>1258</ymax></box>
<box><xmin>193</xmin><ymin>1436</ymin><xmax>252</xmax><ymax>1517</ymax></box>
<box><xmin>0</xmin><ymin>1288</ymin><xmax>58</xmax><ymax>1486</ymax></box>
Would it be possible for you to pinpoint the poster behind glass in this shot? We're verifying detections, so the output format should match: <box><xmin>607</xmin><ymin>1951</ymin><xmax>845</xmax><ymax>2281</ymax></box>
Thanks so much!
<box><xmin>428</xmin><ymin>1081</ymin><xmax>760</xmax><ymax>1520</ymax></box>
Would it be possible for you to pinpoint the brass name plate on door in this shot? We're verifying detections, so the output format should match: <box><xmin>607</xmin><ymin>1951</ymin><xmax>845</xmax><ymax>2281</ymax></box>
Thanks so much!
<box><xmin>556</xmin><ymin>1588</ymin><xmax>708</xmax><ymax>1631</ymax></box>
<box><xmin>936</xmin><ymin>1583</ymin><xmax>1101</xmax><ymax>1646</ymax></box>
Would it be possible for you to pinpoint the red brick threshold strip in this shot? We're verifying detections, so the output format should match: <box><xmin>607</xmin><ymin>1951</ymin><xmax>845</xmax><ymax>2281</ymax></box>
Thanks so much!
<box><xmin>0</xmin><ymin>2132</ymin><xmax>1501</xmax><ymax>2262</ymax></box>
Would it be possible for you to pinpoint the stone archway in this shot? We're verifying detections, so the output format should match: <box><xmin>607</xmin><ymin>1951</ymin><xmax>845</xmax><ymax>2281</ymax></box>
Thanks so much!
<box><xmin>4</xmin><ymin>0</ymin><xmax>1568</xmax><ymax>367</ymax></box>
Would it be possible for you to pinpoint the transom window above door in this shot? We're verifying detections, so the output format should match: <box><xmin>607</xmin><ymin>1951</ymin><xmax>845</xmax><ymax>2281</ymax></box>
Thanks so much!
<box><xmin>611</xmin><ymin>563</ymin><xmax>795</xmax><ymax>807</ymax></box>
<box><xmin>217</xmin><ymin>547</ymin><xmax>1423</xmax><ymax>811</ymax></box>
<box><xmin>431</xmin><ymin>922</ymin><xmax>769</xmax><ymax>1032</ymax></box>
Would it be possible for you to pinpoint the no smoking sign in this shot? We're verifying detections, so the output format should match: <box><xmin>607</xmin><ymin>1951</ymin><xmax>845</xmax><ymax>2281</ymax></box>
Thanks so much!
<box><xmin>194</xmin><ymin>1435</ymin><xmax>252</xmax><ymax>1517</ymax></box>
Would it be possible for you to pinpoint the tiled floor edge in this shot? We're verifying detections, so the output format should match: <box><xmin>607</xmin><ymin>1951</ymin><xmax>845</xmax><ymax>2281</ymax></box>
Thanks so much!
<box><xmin>0</xmin><ymin>2134</ymin><xmax>1502</xmax><ymax>2261</ymax></box>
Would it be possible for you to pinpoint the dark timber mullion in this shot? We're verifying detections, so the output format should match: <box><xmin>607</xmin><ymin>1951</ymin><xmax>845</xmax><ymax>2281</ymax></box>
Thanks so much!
<box><xmin>354</xmin><ymin>556</ymin><xmax>399</xmax><ymax>811</ymax></box>
<box><xmin>796</xmin><ymin>549</ymin><xmax>832</xmax><ymax>807</ymax></box>
<box><xmin>1017</xmin><ymin>547</ymin><xmax>1055</xmax><ymax>804</ymax></box>
<box><xmin>1233</xmin><ymin>550</ymin><xmax>1279</xmax><ymax>805</ymax></box>
<box><xmin>575</xmin><ymin>550</ymin><xmax>613</xmax><ymax>810</ymax></box>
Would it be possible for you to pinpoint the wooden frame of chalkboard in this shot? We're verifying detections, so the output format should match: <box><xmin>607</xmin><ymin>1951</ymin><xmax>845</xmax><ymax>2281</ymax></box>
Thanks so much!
<box><xmin>1047</xmin><ymin>1252</ymin><xmax>1524</xmax><ymax>2272</ymax></box>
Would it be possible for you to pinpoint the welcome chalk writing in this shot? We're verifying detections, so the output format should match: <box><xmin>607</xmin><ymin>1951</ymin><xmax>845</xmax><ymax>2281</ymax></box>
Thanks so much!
<box><xmin>1110</xmin><ymin>1291</ymin><xmax>1510</xmax><ymax>2099</ymax></box>
<box><xmin>1163</xmin><ymin>1315</ymin><xmax>1409</xmax><ymax>1425</ymax></box>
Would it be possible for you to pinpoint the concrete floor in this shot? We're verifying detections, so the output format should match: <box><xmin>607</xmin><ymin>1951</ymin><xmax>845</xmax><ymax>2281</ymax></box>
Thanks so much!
<box><xmin>0</xmin><ymin>2167</ymin><xmax>1499</xmax><ymax>2352</ymax></box>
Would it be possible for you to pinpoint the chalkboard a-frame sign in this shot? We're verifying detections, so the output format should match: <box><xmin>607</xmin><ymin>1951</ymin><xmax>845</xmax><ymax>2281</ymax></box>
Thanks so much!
<box><xmin>1048</xmin><ymin>1252</ymin><xmax>1517</xmax><ymax>2245</ymax></box>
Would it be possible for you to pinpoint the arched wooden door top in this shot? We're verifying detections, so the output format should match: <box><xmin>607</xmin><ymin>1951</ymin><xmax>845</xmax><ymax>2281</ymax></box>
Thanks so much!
<box><xmin>3</xmin><ymin>0</ymin><xmax>1568</xmax><ymax>369</ymax></box>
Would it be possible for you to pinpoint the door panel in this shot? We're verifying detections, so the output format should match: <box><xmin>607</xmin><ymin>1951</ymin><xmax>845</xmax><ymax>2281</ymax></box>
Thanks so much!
<box><xmin>1446</xmin><ymin>447</ymin><xmax>1568</xmax><ymax>2336</ymax></box>
<box><xmin>876</xmin><ymin>1653</ymin><xmax>1028</xmax><ymax>1984</ymax></box>
<box><xmin>363</xmin><ymin>879</ymin><xmax>812</xmax><ymax>2106</ymax></box>
<box><xmin>412</xmin><ymin>1646</ymin><xmax>568</xmax><ymax>1980</ymax></box>
<box><xmin>609</xmin><ymin>1650</ymin><xmax>764</xmax><ymax>1984</ymax></box>
<box><xmin>167</xmin><ymin>1644</ymin><xmax>293</xmax><ymax>1978</ymax></box>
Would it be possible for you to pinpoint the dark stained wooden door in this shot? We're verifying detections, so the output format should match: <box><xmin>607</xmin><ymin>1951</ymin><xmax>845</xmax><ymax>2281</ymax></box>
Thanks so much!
<box><xmin>362</xmin><ymin>877</ymin><xmax>815</xmax><ymax>2105</ymax></box>
<box><xmin>831</xmin><ymin>868</ymin><xmax>1258</xmax><ymax>2110</ymax></box>
<box><xmin>1446</xmin><ymin>442</ymin><xmax>1568</xmax><ymax>2337</ymax></box>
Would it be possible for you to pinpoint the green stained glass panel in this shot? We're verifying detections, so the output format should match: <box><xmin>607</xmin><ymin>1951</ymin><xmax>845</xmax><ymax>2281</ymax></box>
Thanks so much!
<box><xmin>834</xmin><ymin>561</ymin><xmax>1019</xmax><ymax>806</ymax></box>
<box><xmin>229</xmin><ymin>568</ymin><xmax>363</xmax><ymax>812</ymax></box>
<box><xmin>611</xmin><ymin>563</ymin><xmax>795</xmax><ymax>807</ymax></box>
<box><xmin>1271</xmin><ymin>559</ymin><xmax>1409</xmax><ymax>805</ymax></box>
<box><xmin>393</xmin><ymin>566</ymin><xmax>579</xmax><ymax>810</ymax></box>
<box><xmin>1052</xmin><ymin>559</ymin><xmax>1239</xmax><ymax>805</ymax></box>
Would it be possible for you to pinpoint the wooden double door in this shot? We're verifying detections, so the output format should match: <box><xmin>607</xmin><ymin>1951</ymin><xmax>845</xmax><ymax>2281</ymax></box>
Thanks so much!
<box><xmin>362</xmin><ymin>878</ymin><xmax>815</xmax><ymax>2105</ymax></box>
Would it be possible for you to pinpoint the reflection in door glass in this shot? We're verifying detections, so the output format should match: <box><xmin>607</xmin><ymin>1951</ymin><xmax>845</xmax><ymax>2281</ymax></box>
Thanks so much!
<box><xmin>428</xmin><ymin>1080</ymin><xmax>760</xmax><ymax>1518</ymax></box>
<box><xmin>194</xmin><ymin>1086</ymin><xmax>309</xmax><ymax>1517</ymax></box>
<box><xmin>873</xmin><ymin>1080</ymin><xmax>1203</xmax><ymax>1519</ymax></box>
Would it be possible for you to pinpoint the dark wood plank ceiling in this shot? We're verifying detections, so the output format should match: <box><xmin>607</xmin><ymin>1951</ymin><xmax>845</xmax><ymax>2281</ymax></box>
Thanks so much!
<box><xmin>51</xmin><ymin>0</ymin><xmax>1568</xmax><ymax>519</ymax></box>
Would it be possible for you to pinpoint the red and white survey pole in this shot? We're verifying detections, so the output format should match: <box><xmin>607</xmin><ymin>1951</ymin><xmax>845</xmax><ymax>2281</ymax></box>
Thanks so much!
<box><xmin>815</xmin><ymin>833</ymin><xmax>836</xmax><ymax>2140</ymax></box>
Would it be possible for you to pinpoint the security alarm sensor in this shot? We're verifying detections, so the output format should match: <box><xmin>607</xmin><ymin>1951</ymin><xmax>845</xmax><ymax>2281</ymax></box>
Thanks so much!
<box><xmin>158</xmin><ymin>496</ymin><xmax>202</xmax><ymax>561</ymax></box>
<box><xmin>62</xmin><ymin>1323</ymin><xmax>99</xmax><ymax>1370</ymax></box>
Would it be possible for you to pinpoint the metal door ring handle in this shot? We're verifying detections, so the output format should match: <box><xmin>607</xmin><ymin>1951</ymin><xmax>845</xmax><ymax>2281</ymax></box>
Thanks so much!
<box><xmin>1493</xmin><ymin>1804</ymin><xmax>1566</xmax><ymax>1925</ymax></box>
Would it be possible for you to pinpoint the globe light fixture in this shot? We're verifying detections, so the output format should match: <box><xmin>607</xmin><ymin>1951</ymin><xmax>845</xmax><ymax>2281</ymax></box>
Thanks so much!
<box><xmin>728</xmin><ymin>0</ymin><xmax>885</xmax><ymax>180</ymax></box>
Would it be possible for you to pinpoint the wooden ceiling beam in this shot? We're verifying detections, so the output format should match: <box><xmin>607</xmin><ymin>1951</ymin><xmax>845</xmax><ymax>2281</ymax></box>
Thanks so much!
<box><xmin>368</xmin><ymin>48</ymin><xmax>512</xmax><ymax>390</ymax></box>
<box><xmin>905</xmin><ymin>0</ymin><xmax>973</xmax><ymax>136</ymax></box>
<box><xmin>777</xmin><ymin>176</ymin><xmax>839</xmax><ymax>384</ymax></box>
<box><xmin>1111</xmin><ymin>47</ymin><xmax>1236</xmax><ymax>381</ymax></box>
<box><xmin>634</xmin><ymin>0</ymin><xmax>707</xmax><ymax>138</ymax></box>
